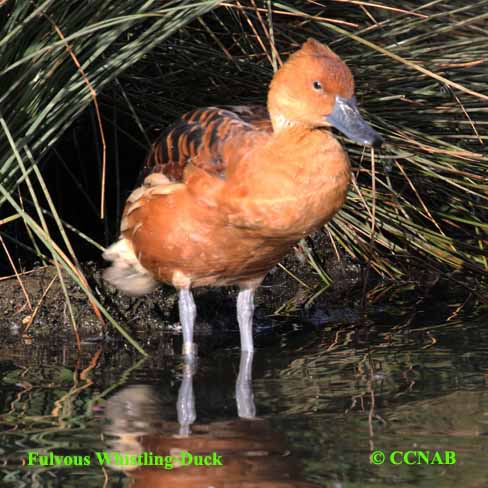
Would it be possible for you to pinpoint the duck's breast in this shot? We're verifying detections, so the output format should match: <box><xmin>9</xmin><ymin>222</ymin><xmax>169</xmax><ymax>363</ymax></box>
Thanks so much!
<box><xmin>221</xmin><ymin>128</ymin><xmax>351</xmax><ymax>239</ymax></box>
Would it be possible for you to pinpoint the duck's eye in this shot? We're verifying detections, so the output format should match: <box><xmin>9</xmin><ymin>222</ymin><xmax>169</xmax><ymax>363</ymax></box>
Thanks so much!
<box><xmin>312</xmin><ymin>80</ymin><xmax>323</xmax><ymax>91</ymax></box>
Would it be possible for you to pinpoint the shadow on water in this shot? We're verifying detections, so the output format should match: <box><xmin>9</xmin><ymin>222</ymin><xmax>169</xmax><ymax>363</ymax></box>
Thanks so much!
<box><xmin>0</xmin><ymin>286</ymin><xmax>487</xmax><ymax>487</ymax></box>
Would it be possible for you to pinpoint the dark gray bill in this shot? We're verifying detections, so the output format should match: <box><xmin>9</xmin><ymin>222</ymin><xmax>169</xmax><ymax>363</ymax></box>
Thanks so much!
<box><xmin>326</xmin><ymin>96</ymin><xmax>383</xmax><ymax>146</ymax></box>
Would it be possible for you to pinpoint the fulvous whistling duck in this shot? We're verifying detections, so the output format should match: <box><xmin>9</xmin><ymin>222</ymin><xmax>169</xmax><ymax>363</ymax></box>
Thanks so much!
<box><xmin>103</xmin><ymin>38</ymin><xmax>382</xmax><ymax>356</ymax></box>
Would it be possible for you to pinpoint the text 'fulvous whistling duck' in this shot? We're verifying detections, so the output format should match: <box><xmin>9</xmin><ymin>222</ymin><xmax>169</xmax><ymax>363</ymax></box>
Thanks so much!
<box><xmin>103</xmin><ymin>38</ymin><xmax>383</xmax><ymax>356</ymax></box>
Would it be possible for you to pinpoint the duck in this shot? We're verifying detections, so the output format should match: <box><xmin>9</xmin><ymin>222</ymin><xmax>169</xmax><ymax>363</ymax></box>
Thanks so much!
<box><xmin>103</xmin><ymin>38</ymin><xmax>382</xmax><ymax>356</ymax></box>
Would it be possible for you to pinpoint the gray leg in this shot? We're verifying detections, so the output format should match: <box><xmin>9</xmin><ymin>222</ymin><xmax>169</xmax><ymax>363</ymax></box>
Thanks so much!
<box><xmin>236</xmin><ymin>351</ymin><xmax>256</xmax><ymax>418</ymax></box>
<box><xmin>176</xmin><ymin>354</ymin><xmax>197</xmax><ymax>437</ymax></box>
<box><xmin>178</xmin><ymin>288</ymin><xmax>197</xmax><ymax>356</ymax></box>
<box><xmin>237</xmin><ymin>287</ymin><xmax>255</xmax><ymax>352</ymax></box>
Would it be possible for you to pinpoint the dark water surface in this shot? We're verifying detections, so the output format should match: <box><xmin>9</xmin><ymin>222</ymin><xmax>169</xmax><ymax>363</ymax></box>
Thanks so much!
<box><xmin>0</xmin><ymin>293</ymin><xmax>487</xmax><ymax>487</ymax></box>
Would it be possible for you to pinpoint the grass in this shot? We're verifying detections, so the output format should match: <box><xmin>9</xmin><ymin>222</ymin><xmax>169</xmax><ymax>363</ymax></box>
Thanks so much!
<box><xmin>0</xmin><ymin>0</ymin><xmax>487</xmax><ymax>351</ymax></box>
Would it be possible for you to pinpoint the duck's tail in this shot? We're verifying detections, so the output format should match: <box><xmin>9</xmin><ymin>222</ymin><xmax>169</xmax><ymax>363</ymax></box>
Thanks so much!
<box><xmin>102</xmin><ymin>238</ymin><xmax>158</xmax><ymax>296</ymax></box>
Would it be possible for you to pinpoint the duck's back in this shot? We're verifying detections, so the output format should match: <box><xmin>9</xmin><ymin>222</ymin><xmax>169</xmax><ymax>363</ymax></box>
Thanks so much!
<box><xmin>141</xmin><ymin>105</ymin><xmax>272</xmax><ymax>184</ymax></box>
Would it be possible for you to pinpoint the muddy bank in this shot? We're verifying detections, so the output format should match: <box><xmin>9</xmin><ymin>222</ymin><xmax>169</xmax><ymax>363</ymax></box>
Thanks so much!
<box><xmin>0</xmin><ymin>243</ymin><xmax>360</xmax><ymax>333</ymax></box>
<box><xmin>0</xmin><ymin>241</ymin><xmax>476</xmax><ymax>350</ymax></box>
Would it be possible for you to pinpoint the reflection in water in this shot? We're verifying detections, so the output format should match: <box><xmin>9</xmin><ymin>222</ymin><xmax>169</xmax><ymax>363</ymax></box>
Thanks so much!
<box><xmin>0</xmin><ymin>292</ymin><xmax>487</xmax><ymax>487</ymax></box>
<box><xmin>103</xmin><ymin>352</ymin><xmax>320</xmax><ymax>487</ymax></box>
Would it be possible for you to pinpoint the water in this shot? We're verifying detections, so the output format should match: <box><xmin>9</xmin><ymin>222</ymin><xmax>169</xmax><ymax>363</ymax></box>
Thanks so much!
<box><xmin>0</xmin><ymin>290</ymin><xmax>487</xmax><ymax>487</ymax></box>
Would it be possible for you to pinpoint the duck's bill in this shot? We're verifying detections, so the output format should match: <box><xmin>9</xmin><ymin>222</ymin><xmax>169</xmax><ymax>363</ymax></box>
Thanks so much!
<box><xmin>326</xmin><ymin>96</ymin><xmax>383</xmax><ymax>147</ymax></box>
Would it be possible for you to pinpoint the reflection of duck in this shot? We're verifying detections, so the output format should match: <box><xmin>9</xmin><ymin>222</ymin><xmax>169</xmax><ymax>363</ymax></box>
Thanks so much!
<box><xmin>103</xmin><ymin>38</ymin><xmax>382</xmax><ymax>356</ymax></box>
<box><xmin>103</xmin><ymin>353</ymin><xmax>321</xmax><ymax>487</ymax></box>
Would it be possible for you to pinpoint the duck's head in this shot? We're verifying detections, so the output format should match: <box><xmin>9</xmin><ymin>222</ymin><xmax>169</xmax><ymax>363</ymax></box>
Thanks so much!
<box><xmin>268</xmin><ymin>38</ymin><xmax>382</xmax><ymax>147</ymax></box>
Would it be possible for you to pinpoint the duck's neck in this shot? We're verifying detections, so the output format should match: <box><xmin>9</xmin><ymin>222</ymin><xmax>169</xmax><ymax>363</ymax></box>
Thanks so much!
<box><xmin>269</xmin><ymin>110</ymin><xmax>322</xmax><ymax>135</ymax></box>
<box><xmin>269</xmin><ymin>110</ymin><xmax>297</xmax><ymax>133</ymax></box>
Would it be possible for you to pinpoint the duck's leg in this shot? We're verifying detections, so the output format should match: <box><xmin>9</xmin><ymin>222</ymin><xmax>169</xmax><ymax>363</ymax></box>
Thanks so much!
<box><xmin>236</xmin><ymin>351</ymin><xmax>256</xmax><ymax>418</ymax></box>
<box><xmin>237</xmin><ymin>282</ymin><xmax>260</xmax><ymax>352</ymax></box>
<box><xmin>176</xmin><ymin>353</ymin><xmax>197</xmax><ymax>437</ymax></box>
<box><xmin>178</xmin><ymin>288</ymin><xmax>198</xmax><ymax>356</ymax></box>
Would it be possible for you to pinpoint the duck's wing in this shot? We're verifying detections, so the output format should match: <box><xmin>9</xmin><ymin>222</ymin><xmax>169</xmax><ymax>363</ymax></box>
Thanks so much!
<box><xmin>141</xmin><ymin>105</ymin><xmax>272</xmax><ymax>183</ymax></box>
<box><xmin>222</xmin><ymin>105</ymin><xmax>273</xmax><ymax>132</ymax></box>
